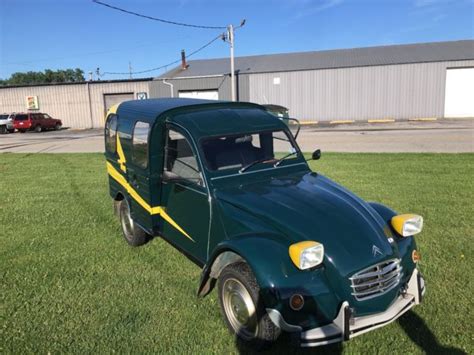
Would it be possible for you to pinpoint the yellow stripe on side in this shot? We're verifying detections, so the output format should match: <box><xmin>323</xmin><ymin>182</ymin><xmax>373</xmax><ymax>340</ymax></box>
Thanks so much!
<box><xmin>106</xmin><ymin>162</ymin><xmax>194</xmax><ymax>242</ymax></box>
<box><xmin>107</xmin><ymin>104</ymin><xmax>120</xmax><ymax>115</ymax></box>
<box><xmin>116</xmin><ymin>135</ymin><xmax>127</xmax><ymax>173</ymax></box>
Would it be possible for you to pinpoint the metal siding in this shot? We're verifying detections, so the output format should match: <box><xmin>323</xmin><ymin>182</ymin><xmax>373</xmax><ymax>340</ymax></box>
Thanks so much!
<box><xmin>150</xmin><ymin>74</ymin><xmax>250</xmax><ymax>102</ymax></box>
<box><xmin>248</xmin><ymin>60</ymin><xmax>474</xmax><ymax>121</ymax></box>
<box><xmin>89</xmin><ymin>81</ymin><xmax>150</xmax><ymax>128</ymax></box>
<box><xmin>0</xmin><ymin>81</ymin><xmax>151</xmax><ymax>128</ymax></box>
<box><xmin>0</xmin><ymin>84</ymin><xmax>91</xmax><ymax>128</ymax></box>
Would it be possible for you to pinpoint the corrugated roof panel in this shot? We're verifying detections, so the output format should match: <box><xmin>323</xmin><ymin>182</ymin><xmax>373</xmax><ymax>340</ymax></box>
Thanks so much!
<box><xmin>158</xmin><ymin>40</ymin><xmax>474</xmax><ymax>78</ymax></box>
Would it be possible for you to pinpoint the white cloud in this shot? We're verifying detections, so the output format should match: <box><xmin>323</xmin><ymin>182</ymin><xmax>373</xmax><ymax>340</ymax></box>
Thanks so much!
<box><xmin>291</xmin><ymin>0</ymin><xmax>344</xmax><ymax>20</ymax></box>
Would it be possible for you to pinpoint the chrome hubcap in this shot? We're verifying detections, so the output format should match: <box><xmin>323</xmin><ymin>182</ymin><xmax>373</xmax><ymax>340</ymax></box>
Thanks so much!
<box><xmin>120</xmin><ymin>201</ymin><xmax>134</xmax><ymax>239</ymax></box>
<box><xmin>222</xmin><ymin>278</ymin><xmax>257</xmax><ymax>340</ymax></box>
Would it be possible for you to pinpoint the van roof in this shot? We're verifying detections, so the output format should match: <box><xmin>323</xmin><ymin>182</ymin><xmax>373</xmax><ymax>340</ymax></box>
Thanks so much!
<box><xmin>116</xmin><ymin>98</ymin><xmax>286</xmax><ymax>137</ymax></box>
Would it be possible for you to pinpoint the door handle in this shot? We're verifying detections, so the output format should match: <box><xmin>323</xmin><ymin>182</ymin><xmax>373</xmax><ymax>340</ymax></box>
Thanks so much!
<box><xmin>130</xmin><ymin>174</ymin><xmax>139</xmax><ymax>188</ymax></box>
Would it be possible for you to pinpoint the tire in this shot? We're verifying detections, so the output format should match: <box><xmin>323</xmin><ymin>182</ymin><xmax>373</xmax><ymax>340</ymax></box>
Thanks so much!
<box><xmin>118</xmin><ymin>199</ymin><xmax>150</xmax><ymax>246</ymax></box>
<box><xmin>54</xmin><ymin>123</ymin><xmax>62</xmax><ymax>131</ymax></box>
<box><xmin>218</xmin><ymin>262</ymin><xmax>280</xmax><ymax>350</ymax></box>
<box><xmin>19</xmin><ymin>129</ymin><xmax>26</xmax><ymax>133</ymax></box>
<box><xmin>34</xmin><ymin>125</ymin><xmax>42</xmax><ymax>133</ymax></box>
<box><xmin>8</xmin><ymin>129</ymin><xmax>15</xmax><ymax>133</ymax></box>
<box><xmin>0</xmin><ymin>126</ymin><xmax>6</xmax><ymax>134</ymax></box>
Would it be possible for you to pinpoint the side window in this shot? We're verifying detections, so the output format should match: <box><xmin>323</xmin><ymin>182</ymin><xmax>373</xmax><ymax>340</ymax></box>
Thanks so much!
<box><xmin>132</xmin><ymin>121</ymin><xmax>150</xmax><ymax>168</ymax></box>
<box><xmin>164</xmin><ymin>129</ymin><xmax>203</xmax><ymax>186</ymax></box>
<box><xmin>105</xmin><ymin>114</ymin><xmax>117</xmax><ymax>153</ymax></box>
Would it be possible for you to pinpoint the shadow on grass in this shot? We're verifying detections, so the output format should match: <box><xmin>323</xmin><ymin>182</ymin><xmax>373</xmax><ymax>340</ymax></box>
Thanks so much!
<box><xmin>235</xmin><ymin>332</ymin><xmax>343</xmax><ymax>354</ymax></box>
<box><xmin>234</xmin><ymin>309</ymin><xmax>467</xmax><ymax>354</ymax></box>
<box><xmin>398</xmin><ymin>311</ymin><xmax>467</xmax><ymax>354</ymax></box>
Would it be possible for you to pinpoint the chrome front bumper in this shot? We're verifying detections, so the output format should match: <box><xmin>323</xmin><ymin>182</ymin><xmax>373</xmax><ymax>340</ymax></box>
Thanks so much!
<box><xmin>267</xmin><ymin>268</ymin><xmax>425</xmax><ymax>347</ymax></box>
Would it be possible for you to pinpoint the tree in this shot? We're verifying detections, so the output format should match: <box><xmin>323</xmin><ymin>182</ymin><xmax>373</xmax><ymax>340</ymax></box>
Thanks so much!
<box><xmin>0</xmin><ymin>68</ymin><xmax>85</xmax><ymax>86</ymax></box>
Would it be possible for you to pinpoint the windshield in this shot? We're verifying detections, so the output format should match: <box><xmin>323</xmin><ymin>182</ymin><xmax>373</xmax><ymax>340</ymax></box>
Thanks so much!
<box><xmin>201</xmin><ymin>130</ymin><xmax>299</xmax><ymax>172</ymax></box>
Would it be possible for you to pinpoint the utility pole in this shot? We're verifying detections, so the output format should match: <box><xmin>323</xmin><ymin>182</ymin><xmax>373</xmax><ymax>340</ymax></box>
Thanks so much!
<box><xmin>228</xmin><ymin>24</ymin><xmax>235</xmax><ymax>101</ymax></box>
<box><xmin>128</xmin><ymin>61</ymin><xmax>133</xmax><ymax>79</ymax></box>
<box><xmin>224</xmin><ymin>20</ymin><xmax>245</xmax><ymax>102</ymax></box>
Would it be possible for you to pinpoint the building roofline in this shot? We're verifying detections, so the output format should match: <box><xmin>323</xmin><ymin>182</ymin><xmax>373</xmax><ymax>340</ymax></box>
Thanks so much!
<box><xmin>0</xmin><ymin>77</ymin><xmax>154</xmax><ymax>89</ymax></box>
<box><xmin>158</xmin><ymin>39</ymin><xmax>474</xmax><ymax>79</ymax></box>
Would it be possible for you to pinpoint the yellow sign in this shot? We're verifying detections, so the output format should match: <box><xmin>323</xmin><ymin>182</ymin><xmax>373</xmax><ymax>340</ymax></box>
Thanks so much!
<box><xmin>26</xmin><ymin>96</ymin><xmax>39</xmax><ymax>110</ymax></box>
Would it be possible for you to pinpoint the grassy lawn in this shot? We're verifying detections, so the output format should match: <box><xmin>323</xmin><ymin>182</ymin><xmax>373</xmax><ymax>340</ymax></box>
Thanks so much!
<box><xmin>1</xmin><ymin>153</ymin><xmax>472</xmax><ymax>354</ymax></box>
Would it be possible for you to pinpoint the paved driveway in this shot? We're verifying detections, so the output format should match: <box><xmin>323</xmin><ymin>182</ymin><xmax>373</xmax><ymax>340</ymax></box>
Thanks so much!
<box><xmin>0</xmin><ymin>119</ymin><xmax>472</xmax><ymax>153</ymax></box>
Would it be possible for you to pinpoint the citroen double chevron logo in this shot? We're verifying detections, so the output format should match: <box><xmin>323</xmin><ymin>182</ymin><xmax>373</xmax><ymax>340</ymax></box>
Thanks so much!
<box><xmin>372</xmin><ymin>245</ymin><xmax>383</xmax><ymax>258</ymax></box>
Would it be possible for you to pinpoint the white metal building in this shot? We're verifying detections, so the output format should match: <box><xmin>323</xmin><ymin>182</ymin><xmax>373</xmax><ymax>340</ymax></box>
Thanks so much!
<box><xmin>1</xmin><ymin>40</ymin><xmax>473</xmax><ymax>128</ymax></box>
<box><xmin>154</xmin><ymin>40</ymin><xmax>474</xmax><ymax>121</ymax></box>
<box><xmin>0</xmin><ymin>79</ymin><xmax>153</xmax><ymax>128</ymax></box>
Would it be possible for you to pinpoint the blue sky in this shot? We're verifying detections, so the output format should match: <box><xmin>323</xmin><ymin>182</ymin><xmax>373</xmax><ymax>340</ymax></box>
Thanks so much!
<box><xmin>1</xmin><ymin>0</ymin><xmax>473</xmax><ymax>80</ymax></box>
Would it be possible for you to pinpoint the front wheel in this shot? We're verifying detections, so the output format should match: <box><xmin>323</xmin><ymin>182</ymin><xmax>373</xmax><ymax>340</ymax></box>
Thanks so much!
<box><xmin>55</xmin><ymin>123</ymin><xmax>62</xmax><ymax>130</ymax></box>
<box><xmin>34</xmin><ymin>125</ymin><xmax>42</xmax><ymax>133</ymax></box>
<box><xmin>118</xmin><ymin>199</ymin><xmax>150</xmax><ymax>246</ymax></box>
<box><xmin>218</xmin><ymin>262</ymin><xmax>280</xmax><ymax>350</ymax></box>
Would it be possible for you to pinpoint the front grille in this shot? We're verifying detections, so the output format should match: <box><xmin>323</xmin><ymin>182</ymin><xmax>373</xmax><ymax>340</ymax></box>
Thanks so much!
<box><xmin>349</xmin><ymin>259</ymin><xmax>402</xmax><ymax>301</ymax></box>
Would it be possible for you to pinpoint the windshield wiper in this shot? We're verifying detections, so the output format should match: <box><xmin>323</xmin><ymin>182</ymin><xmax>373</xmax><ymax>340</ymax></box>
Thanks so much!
<box><xmin>273</xmin><ymin>151</ymin><xmax>298</xmax><ymax>167</ymax></box>
<box><xmin>239</xmin><ymin>158</ymin><xmax>277</xmax><ymax>173</ymax></box>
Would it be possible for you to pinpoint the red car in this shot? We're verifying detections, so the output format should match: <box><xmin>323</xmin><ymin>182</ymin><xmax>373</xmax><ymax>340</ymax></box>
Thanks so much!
<box><xmin>13</xmin><ymin>112</ymin><xmax>62</xmax><ymax>133</ymax></box>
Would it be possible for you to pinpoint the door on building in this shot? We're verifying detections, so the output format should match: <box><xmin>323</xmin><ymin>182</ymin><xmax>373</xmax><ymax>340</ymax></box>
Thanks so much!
<box><xmin>103</xmin><ymin>93</ymin><xmax>134</xmax><ymax>116</ymax></box>
<box><xmin>178</xmin><ymin>90</ymin><xmax>219</xmax><ymax>100</ymax></box>
<box><xmin>444</xmin><ymin>68</ymin><xmax>474</xmax><ymax>118</ymax></box>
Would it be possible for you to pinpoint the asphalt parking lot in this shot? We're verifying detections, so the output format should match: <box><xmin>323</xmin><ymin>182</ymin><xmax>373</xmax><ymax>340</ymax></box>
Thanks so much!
<box><xmin>0</xmin><ymin>119</ymin><xmax>472</xmax><ymax>153</ymax></box>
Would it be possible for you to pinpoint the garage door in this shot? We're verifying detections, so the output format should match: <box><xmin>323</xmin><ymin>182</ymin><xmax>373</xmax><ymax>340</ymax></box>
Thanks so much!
<box><xmin>444</xmin><ymin>68</ymin><xmax>474</xmax><ymax>118</ymax></box>
<box><xmin>104</xmin><ymin>93</ymin><xmax>134</xmax><ymax>114</ymax></box>
<box><xmin>178</xmin><ymin>90</ymin><xmax>219</xmax><ymax>100</ymax></box>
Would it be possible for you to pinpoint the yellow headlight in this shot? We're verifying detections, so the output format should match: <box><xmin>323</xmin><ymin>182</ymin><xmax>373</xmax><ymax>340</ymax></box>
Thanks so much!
<box><xmin>289</xmin><ymin>241</ymin><xmax>324</xmax><ymax>270</ymax></box>
<box><xmin>391</xmin><ymin>214</ymin><xmax>423</xmax><ymax>237</ymax></box>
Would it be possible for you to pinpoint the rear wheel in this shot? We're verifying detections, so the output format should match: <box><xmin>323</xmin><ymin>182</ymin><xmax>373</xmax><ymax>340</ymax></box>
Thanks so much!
<box><xmin>34</xmin><ymin>125</ymin><xmax>42</xmax><ymax>133</ymax></box>
<box><xmin>218</xmin><ymin>262</ymin><xmax>280</xmax><ymax>350</ymax></box>
<box><xmin>119</xmin><ymin>199</ymin><xmax>150</xmax><ymax>246</ymax></box>
<box><xmin>0</xmin><ymin>126</ymin><xmax>6</xmax><ymax>134</ymax></box>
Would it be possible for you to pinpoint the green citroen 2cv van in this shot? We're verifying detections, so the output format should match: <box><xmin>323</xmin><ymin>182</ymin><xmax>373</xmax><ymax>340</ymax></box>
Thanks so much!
<box><xmin>104</xmin><ymin>98</ymin><xmax>425</xmax><ymax>349</ymax></box>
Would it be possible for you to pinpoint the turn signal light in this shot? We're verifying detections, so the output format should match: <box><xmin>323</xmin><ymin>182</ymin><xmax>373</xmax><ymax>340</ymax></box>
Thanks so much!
<box><xmin>412</xmin><ymin>250</ymin><xmax>421</xmax><ymax>263</ymax></box>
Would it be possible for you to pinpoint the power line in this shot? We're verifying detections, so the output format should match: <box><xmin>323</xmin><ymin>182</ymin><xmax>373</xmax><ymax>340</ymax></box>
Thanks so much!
<box><xmin>92</xmin><ymin>0</ymin><xmax>226</xmax><ymax>29</ymax></box>
<box><xmin>102</xmin><ymin>33</ymin><xmax>224</xmax><ymax>76</ymax></box>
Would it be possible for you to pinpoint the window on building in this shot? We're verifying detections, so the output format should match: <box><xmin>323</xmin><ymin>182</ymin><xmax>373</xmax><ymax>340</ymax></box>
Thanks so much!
<box><xmin>132</xmin><ymin>121</ymin><xmax>150</xmax><ymax>168</ymax></box>
<box><xmin>105</xmin><ymin>114</ymin><xmax>118</xmax><ymax>153</ymax></box>
<box><xmin>164</xmin><ymin>129</ymin><xmax>203</xmax><ymax>186</ymax></box>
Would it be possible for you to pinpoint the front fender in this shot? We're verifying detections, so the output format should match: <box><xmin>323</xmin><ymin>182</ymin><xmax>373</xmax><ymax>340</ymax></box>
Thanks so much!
<box><xmin>199</xmin><ymin>233</ymin><xmax>340</xmax><ymax>329</ymax></box>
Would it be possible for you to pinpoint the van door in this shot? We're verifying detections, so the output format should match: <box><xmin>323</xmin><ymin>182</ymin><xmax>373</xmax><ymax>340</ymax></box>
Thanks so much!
<box><xmin>126</xmin><ymin>120</ymin><xmax>153</xmax><ymax>232</ymax></box>
<box><xmin>160</xmin><ymin>126</ymin><xmax>210</xmax><ymax>264</ymax></box>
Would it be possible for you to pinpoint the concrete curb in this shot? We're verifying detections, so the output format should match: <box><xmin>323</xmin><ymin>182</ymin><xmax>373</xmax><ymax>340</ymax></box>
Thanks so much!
<box><xmin>408</xmin><ymin>117</ymin><xmax>438</xmax><ymax>122</ymax></box>
<box><xmin>290</xmin><ymin>117</ymin><xmax>440</xmax><ymax>126</ymax></box>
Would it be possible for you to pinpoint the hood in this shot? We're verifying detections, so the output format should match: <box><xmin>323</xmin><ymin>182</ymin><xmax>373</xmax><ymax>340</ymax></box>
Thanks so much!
<box><xmin>215</xmin><ymin>171</ymin><xmax>399</xmax><ymax>277</ymax></box>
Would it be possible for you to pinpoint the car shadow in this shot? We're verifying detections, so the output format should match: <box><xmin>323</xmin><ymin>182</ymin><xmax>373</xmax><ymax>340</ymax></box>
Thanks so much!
<box><xmin>233</xmin><ymin>293</ymin><xmax>343</xmax><ymax>355</ymax></box>
<box><xmin>235</xmin><ymin>333</ymin><xmax>343</xmax><ymax>355</ymax></box>
<box><xmin>233</xmin><ymin>302</ymin><xmax>466</xmax><ymax>354</ymax></box>
<box><xmin>398</xmin><ymin>311</ymin><xmax>467</xmax><ymax>354</ymax></box>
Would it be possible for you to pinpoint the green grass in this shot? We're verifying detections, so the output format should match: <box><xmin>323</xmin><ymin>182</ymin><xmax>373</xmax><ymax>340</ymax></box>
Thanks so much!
<box><xmin>1</xmin><ymin>153</ymin><xmax>473</xmax><ymax>354</ymax></box>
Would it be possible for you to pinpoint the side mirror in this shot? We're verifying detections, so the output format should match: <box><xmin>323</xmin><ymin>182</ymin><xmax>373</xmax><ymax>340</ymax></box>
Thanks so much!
<box><xmin>312</xmin><ymin>149</ymin><xmax>321</xmax><ymax>160</ymax></box>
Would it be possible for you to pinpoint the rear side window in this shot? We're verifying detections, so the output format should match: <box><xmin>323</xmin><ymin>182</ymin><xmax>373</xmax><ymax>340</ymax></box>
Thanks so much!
<box><xmin>15</xmin><ymin>114</ymin><xmax>28</xmax><ymax>120</ymax></box>
<box><xmin>105</xmin><ymin>114</ymin><xmax>118</xmax><ymax>153</ymax></box>
<box><xmin>132</xmin><ymin>121</ymin><xmax>150</xmax><ymax>168</ymax></box>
